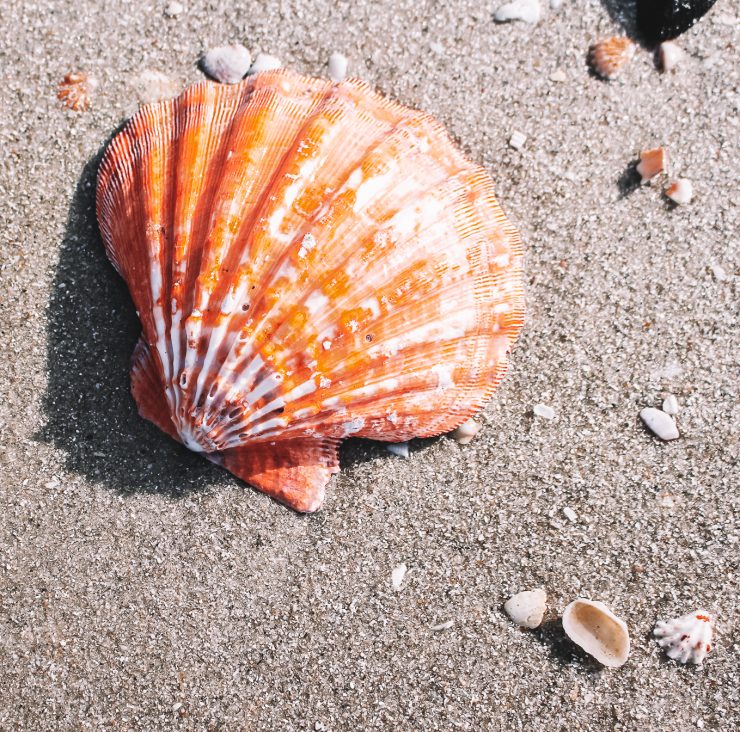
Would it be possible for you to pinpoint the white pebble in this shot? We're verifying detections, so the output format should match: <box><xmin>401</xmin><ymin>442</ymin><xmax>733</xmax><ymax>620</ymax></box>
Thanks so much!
<box><xmin>248</xmin><ymin>52</ymin><xmax>282</xmax><ymax>75</ymax></box>
<box><xmin>640</xmin><ymin>407</ymin><xmax>680</xmax><ymax>441</ymax></box>
<box><xmin>430</xmin><ymin>619</ymin><xmax>455</xmax><ymax>631</ymax></box>
<box><xmin>386</xmin><ymin>442</ymin><xmax>409</xmax><ymax>458</ymax></box>
<box><xmin>391</xmin><ymin>563</ymin><xmax>407</xmax><ymax>590</ymax></box>
<box><xmin>200</xmin><ymin>44</ymin><xmax>252</xmax><ymax>84</ymax></box>
<box><xmin>508</xmin><ymin>130</ymin><xmax>527</xmax><ymax>150</ymax></box>
<box><xmin>659</xmin><ymin>41</ymin><xmax>684</xmax><ymax>72</ymax></box>
<box><xmin>451</xmin><ymin>418</ymin><xmax>482</xmax><ymax>445</ymax></box>
<box><xmin>164</xmin><ymin>1</ymin><xmax>184</xmax><ymax>18</ymax></box>
<box><xmin>328</xmin><ymin>51</ymin><xmax>348</xmax><ymax>82</ymax></box>
<box><xmin>562</xmin><ymin>506</ymin><xmax>578</xmax><ymax>523</ymax></box>
<box><xmin>662</xmin><ymin>394</ymin><xmax>679</xmax><ymax>415</ymax></box>
<box><xmin>665</xmin><ymin>178</ymin><xmax>693</xmax><ymax>205</ymax></box>
<box><xmin>504</xmin><ymin>588</ymin><xmax>547</xmax><ymax>628</ymax></box>
<box><xmin>533</xmin><ymin>403</ymin><xmax>555</xmax><ymax>419</ymax></box>
<box><xmin>494</xmin><ymin>0</ymin><xmax>542</xmax><ymax>24</ymax></box>
<box><xmin>710</xmin><ymin>263</ymin><xmax>727</xmax><ymax>281</ymax></box>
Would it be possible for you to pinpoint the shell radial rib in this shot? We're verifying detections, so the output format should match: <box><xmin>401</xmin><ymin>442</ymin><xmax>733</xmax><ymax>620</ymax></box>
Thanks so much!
<box><xmin>96</xmin><ymin>69</ymin><xmax>525</xmax><ymax>511</ymax></box>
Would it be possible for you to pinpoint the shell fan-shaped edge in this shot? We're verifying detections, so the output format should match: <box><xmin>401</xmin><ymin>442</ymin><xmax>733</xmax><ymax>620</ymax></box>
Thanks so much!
<box><xmin>96</xmin><ymin>69</ymin><xmax>525</xmax><ymax>511</ymax></box>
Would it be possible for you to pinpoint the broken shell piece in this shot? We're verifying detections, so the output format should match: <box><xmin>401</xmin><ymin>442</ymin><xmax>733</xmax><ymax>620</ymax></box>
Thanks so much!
<box><xmin>654</xmin><ymin>610</ymin><xmax>714</xmax><ymax>665</ymax></box>
<box><xmin>328</xmin><ymin>52</ymin><xmax>348</xmax><ymax>82</ymax></box>
<box><xmin>133</xmin><ymin>69</ymin><xmax>181</xmax><ymax>105</ymax></box>
<box><xmin>386</xmin><ymin>442</ymin><xmax>410</xmax><ymax>458</ymax></box>
<box><xmin>533</xmin><ymin>403</ymin><xmax>555</xmax><ymax>419</ymax></box>
<box><xmin>662</xmin><ymin>394</ymin><xmax>679</xmax><ymax>415</ymax></box>
<box><xmin>640</xmin><ymin>407</ymin><xmax>679</xmax><ymax>441</ymax></box>
<box><xmin>508</xmin><ymin>130</ymin><xmax>527</xmax><ymax>150</ymax></box>
<box><xmin>200</xmin><ymin>44</ymin><xmax>252</xmax><ymax>84</ymax></box>
<box><xmin>248</xmin><ymin>52</ymin><xmax>282</xmax><ymax>75</ymax></box>
<box><xmin>659</xmin><ymin>41</ymin><xmax>685</xmax><ymax>72</ymax></box>
<box><xmin>562</xmin><ymin>599</ymin><xmax>630</xmax><ymax>668</ymax></box>
<box><xmin>665</xmin><ymin>178</ymin><xmax>693</xmax><ymax>205</ymax></box>
<box><xmin>636</xmin><ymin>147</ymin><xmax>667</xmax><ymax>183</ymax></box>
<box><xmin>57</xmin><ymin>72</ymin><xmax>97</xmax><ymax>112</ymax></box>
<box><xmin>504</xmin><ymin>588</ymin><xmax>547</xmax><ymax>629</ymax></box>
<box><xmin>589</xmin><ymin>37</ymin><xmax>635</xmax><ymax>80</ymax></box>
<box><xmin>494</xmin><ymin>0</ymin><xmax>542</xmax><ymax>24</ymax></box>
<box><xmin>430</xmin><ymin>619</ymin><xmax>455</xmax><ymax>631</ymax></box>
<box><xmin>391</xmin><ymin>563</ymin><xmax>407</xmax><ymax>590</ymax></box>
<box><xmin>451</xmin><ymin>418</ymin><xmax>482</xmax><ymax>445</ymax></box>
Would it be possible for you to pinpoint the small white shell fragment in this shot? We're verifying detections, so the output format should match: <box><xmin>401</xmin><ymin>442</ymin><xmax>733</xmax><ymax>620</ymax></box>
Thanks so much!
<box><xmin>328</xmin><ymin>51</ymin><xmax>348</xmax><ymax>82</ymax></box>
<box><xmin>430</xmin><ymin>619</ymin><xmax>455</xmax><ymax>631</ymax></box>
<box><xmin>386</xmin><ymin>442</ymin><xmax>409</xmax><ymax>458</ymax></box>
<box><xmin>659</xmin><ymin>41</ymin><xmax>684</xmax><ymax>72</ymax></box>
<box><xmin>508</xmin><ymin>130</ymin><xmax>527</xmax><ymax>150</ymax></box>
<box><xmin>550</xmin><ymin>0</ymin><xmax>563</xmax><ymax>8</ymax></box>
<box><xmin>164</xmin><ymin>1</ymin><xmax>184</xmax><ymax>17</ymax></box>
<box><xmin>640</xmin><ymin>407</ymin><xmax>679</xmax><ymax>441</ymax></box>
<box><xmin>200</xmin><ymin>44</ymin><xmax>252</xmax><ymax>84</ymax></box>
<box><xmin>248</xmin><ymin>52</ymin><xmax>282</xmax><ymax>75</ymax></box>
<box><xmin>654</xmin><ymin>610</ymin><xmax>714</xmax><ymax>665</ymax></box>
<box><xmin>549</xmin><ymin>68</ymin><xmax>567</xmax><ymax>82</ymax></box>
<box><xmin>391</xmin><ymin>563</ymin><xmax>407</xmax><ymax>590</ymax></box>
<box><xmin>494</xmin><ymin>0</ymin><xmax>542</xmax><ymax>24</ymax></box>
<box><xmin>662</xmin><ymin>394</ymin><xmax>679</xmax><ymax>416</ymax></box>
<box><xmin>710</xmin><ymin>263</ymin><xmax>727</xmax><ymax>281</ymax></box>
<box><xmin>504</xmin><ymin>588</ymin><xmax>547</xmax><ymax>628</ymax></box>
<box><xmin>562</xmin><ymin>599</ymin><xmax>630</xmax><ymax>668</ymax></box>
<box><xmin>451</xmin><ymin>418</ymin><xmax>482</xmax><ymax>445</ymax></box>
<box><xmin>562</xmin><ymin>506</ymin><xmax>578</xmax><ymax>523</ymax></box>
<box><xmin>533</xmin><ymin>403</ymin><xmax>555</xmax><ymax>419</ymax></box>
<box><xmin>665</xmin><ymin>178</ymin><xmax>693</xmax><ymax>205</ymax></box>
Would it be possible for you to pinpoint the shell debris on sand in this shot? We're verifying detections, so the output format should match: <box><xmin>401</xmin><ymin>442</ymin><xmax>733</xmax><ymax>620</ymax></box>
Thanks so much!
<box><xmin>247</xmin><ymin>52</ymin><xmax>282</xmax><ymax>75</ymax></box>
<box><xmin>654</xmin><ymin>610</ymin><xmax>714</xmax><ymax>665</ymax></box>
<box><xmin>164</xmin><ymin>1</ymin><xmax>184</xmax><ymax>18</ymax></box>
<box><xmin>636</xmin><ymin>146</ymin><xmax>667</xmax><ymax>184</ymax></box>
<box><xmin>665</xmin><ymin>178</ymin><xmax>693</xmax><ymax>205</ymax></box>
<box><xmin>133</xmin><ymin>70</ymin><xmax>181</xmax><ymax>106</ymax></box>
<box><xmin>533</xmin><ymin>403</ymin><xmax>555</xmax><ymax>419</ymax></box>
<box><xmin>588</xmin><ymin>37</ymin><xmax>635</xmax><ymax>80</ymax></box>
<box><xmin>451</xmin><ymin>418</ymin><xmax>481</xmax><ymax>445</ymax></box>
<box><xmin>57</xmin><ymin>72</ymin><xmax>97</xmax><ymax>112</ymax></box>
<box><xmin>328</xmin><ymin>52</ymin><xmax>348</xmax><ymax>82</ymax></box>
<box><xmin>662</xmin><ymin>393</ymin><xmax>679</xmax><ymax>415</ymax></box>
<box><xmin>504</xmin><ymin>588</ymin><xmax>547</xmax><ymax>629</ymax></box>
<box><xmin>200</xmin><ymin>45</ymin><xmax>252</xmax><ymax>84</ymax></box>
<box><xmin>95</xmin><ymin>69</ymin><xmax>525</xmax><ymax>512</ymax></box>
<box><xmin>430</xmin><ymin>620</ymin><xmax>455</xmax><ymax>632</ymax></box>
<box><xmin>562</xmin><ymin>599</ymin><xmax>630</xmax><ymax>668</ymax></box>
<box><xmin>508</xmin><ymin>130</ymin><xmax>527</xmax><ymax>150</ymax></box>
<box><xmin>640</xmin><ymin>406</ymin><xmax>680</xmax><ymax>441</ymax></box>
<box><xmin>494</xmin><ymin>0</ymin><xmax>542</xmax><ymax>24</ymax></box>
<box><xmin>386</xmin><ymin>442</ymin><xmax>410</xmax><ymax>458</ymax></box>
<box><xmin>391</xmin><ymin>563</ymin><xmax>408</xmax><ymax>590</ymax></box>
<box><xmin>659</xmin><ymin>41</ymin><xmax>685</xmax><ymax>72</ymax></box>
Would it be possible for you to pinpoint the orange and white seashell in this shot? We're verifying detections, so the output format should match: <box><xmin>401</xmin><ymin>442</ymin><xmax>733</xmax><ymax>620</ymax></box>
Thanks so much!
<box><xmin>96</xmin><ymin>69</ymin><xmax>525</xmax><ymax>511</ymax></box>
<box><xmin>665</xmin><ymin>178</ymin><xmax>693</xmax><ymax>205</ymax></box>
<box><xmin>588</xmin><ymin>37</ymin><xmax>635</xmax><ymax>80</ymax></box>
<box><xmin>57</xmin><ymin>72</ymin><xmax>96</xmax><ymax>112</ymax></box>
<box><xmin>636</xmin><ymin>146</ymin><xmax>667</xmax><ymax>183</ymax></box>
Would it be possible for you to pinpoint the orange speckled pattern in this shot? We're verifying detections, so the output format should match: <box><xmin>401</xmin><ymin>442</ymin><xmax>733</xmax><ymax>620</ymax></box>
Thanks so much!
<box><xmin>96</xmin><ymin>69</ymin><xmax>525</xmax><ymax>511</ymax></box>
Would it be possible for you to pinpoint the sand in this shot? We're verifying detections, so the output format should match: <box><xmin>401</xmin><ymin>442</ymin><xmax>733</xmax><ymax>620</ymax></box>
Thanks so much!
<box><xmin>0</xmin><ymin>0</ymin><xmax>738</xmax><ymax>729</ymax></box>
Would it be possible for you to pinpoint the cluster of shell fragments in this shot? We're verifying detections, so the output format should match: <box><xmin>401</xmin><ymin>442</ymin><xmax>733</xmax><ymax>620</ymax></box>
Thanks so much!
<box><xmin>96</xmin><ymin>69</ymin><xmax>525</xmax><ymax>511</ymax></box>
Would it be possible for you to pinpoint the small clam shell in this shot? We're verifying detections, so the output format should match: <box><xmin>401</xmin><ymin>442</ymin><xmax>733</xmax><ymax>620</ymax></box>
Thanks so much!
<box><xmin>589</xmin><ymin>37</ymin><xmax>635</xmax><ymax>80</ymax></box>
<box><xmin>504</xmin><ymin>588</ymin><xmax>547</xmax><ymax>628</ymax></box>
<box><xmin>654</xmin><ymin>609</ymin><xmax>714</xmax><ymax>664</ymax></box>
<box><xmin>562</xmin><ymin>598</ymin><xmax>630</xmax><ymax>668</ymax></box>
<box><xmin>200</xmin><ymin>44</ymin><xmax>252</xmax><ymax>84</ymax></box>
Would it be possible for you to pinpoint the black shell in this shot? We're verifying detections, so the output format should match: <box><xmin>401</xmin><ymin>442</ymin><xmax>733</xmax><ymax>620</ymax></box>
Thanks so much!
<box><xmin>636</xmin><ymin>0</ymin><xmax>719</xmax><ymax>44</ymax></box>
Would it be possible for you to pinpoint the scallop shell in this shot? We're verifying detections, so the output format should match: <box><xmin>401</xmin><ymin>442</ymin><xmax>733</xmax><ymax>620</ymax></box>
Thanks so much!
<box><xmin>654</xmin><ymin>609</ymin><xmax>714</xmax><ymax>664</ymax></box>
<box><xmin>562</xmin><ymin>598</ymin><xmax>630</xmax><ymax>668</ymax></box>
<box><xmin>588</xmin><ymin>37</ymin><xmax>635</xmax><ymax>80</ymax></box>
<box><xmin>96</xmin><ymin>69</ymin><xmax>525</xmax><ymax>511</ymax></box>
